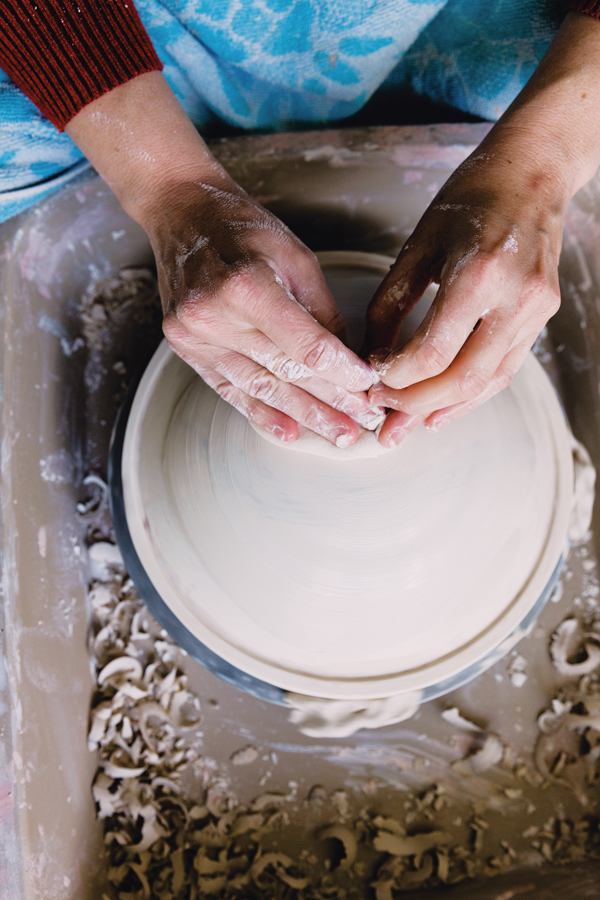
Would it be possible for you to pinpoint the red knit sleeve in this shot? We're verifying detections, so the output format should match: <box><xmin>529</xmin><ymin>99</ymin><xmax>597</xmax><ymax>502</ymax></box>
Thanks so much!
<box><xmin>568</xmin><ymin>1</ymin><xmax>600</xmax><ymax>18</ymax></box>
<box><xmin>0</xmin><ymin>1</ymin><xmax>163</xmax><ymax>131</ymax></box>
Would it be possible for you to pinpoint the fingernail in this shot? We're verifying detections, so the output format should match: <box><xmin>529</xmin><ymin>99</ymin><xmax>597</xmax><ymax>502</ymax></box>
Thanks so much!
<box><xmin>370</xmin><ymin>358</ymin><xmax>390</xmax><ymax>375</ymax></box>
<box><xmin>265</xmin><ymin>423</ymin><xmax>296</xmax><ymax>442</ymax></box>
<box><xmin>425</xmin><ymin>417</ymin><xmax>447</xmax><ymax>433</ymax></box>
<box><xmin>385</xmin><ymin>427</ymin><xmax>407</xmax><ymax>448</ymax></box>
<box><xmin>369</xmin><ymin>347</ymin><xmax>393</xmax><ymax>366</ymax></box>
<box><xmin>370</xmin><ymin>351</ymin><xmax>397</xmax><ymax>376</ymax></box>
<box><xmin>335</xmin><ymin>431</ymin><xmax>354</xmax><ymax>449</ymax></box>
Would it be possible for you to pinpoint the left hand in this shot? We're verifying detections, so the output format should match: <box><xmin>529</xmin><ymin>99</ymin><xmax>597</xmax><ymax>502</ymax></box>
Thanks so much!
<box><xmin>365</xmin><ymin>10</ymin><xmax>600</xmax><ymax>448</ymax></box>
<box><xmin>365</xmin><ymin>150</ymin><xmax>564</xmax><ymax>445</ymax></box>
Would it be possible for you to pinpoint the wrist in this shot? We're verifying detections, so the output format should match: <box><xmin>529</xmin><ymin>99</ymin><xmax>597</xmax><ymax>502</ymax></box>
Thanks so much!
<box><xmin>482</xmin><ymin>112</ymin><xmax>592</xmax><ymax>209</ymax></box>
<box><xmin>123</xmin><ymin>155</ymin><xmax>239</xmax><ymax>233</ymax></box>
<box><xmin>477</xmin><ymin>11</ymin><xmax>600</xmax><ymax>202</ymax></box>
<box><xmin>66</xmin><ymin>72</ymin><xmax>233</xmax><ymax>226</ymax></box>
<box><xmin>472</xmin><ymin>122</ymin><xmax>574</xmax><ymax>212</ymax></box>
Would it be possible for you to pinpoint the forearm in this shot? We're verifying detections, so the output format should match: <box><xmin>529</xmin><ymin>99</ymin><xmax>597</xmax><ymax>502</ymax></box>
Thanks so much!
<box><xmin>67</xmin><ymin>69</ymin><xmax>377</xmax><ymax>443</ymax></box>
<box><xmin>474</xmin><ymin>12</ymin><xmax>600</xmax><ymax>202</ymax></box>
<box><xmin>65</xmin><ymin>71</ymin><xmax>232</xmax><ymax>227</ymax></box>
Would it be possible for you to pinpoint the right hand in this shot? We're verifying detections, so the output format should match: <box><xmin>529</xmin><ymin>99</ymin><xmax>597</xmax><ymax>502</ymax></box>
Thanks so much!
<box><xmin>149</xmin><ymin>175</ymin><xmax>381</xmax><ymax>446</ymax></box>
<box><xmin>66</xmin><ymin>72</ymin><xmax>380</xmax><ymax>446</ymax></box>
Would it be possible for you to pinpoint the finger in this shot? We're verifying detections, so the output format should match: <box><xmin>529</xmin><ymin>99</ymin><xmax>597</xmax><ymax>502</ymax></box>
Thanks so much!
<box><xmin>230</xmin><ymin>331</ymin><xmax>386</xmax><ymax>431</ymax></box>
<box><xmin>289</xmin><ymin>374</ymin><xmax>386</xmax><ymax>432</ymax></box>
<box><xmin>377</xmin><ymin>411</ymin><xmax>424</xmax><ymax>449</ymax></box>
<box><xmin>424</xmin><ymin>336</ymin><xmax>537</xmax><ymax>431</ymax></box>
<box><xmin>368</xmin><ymin>307</ymin><xmax>518</xmax><ymax>417</ymax></box>
<box><xmin>191</xmin><ymin>361</ymin><xmax>300</xmax><ymax>442</ymax></box>
<box><xmin>209</xmin><ymin>261</ymin><xmax>377</xmax><ymax>392</ymax></box>
<box><xmin>230</xmin><ymin>210</ymin><xmax>350</xmax><ymax>340</ymax></box>
<box><xmin>363</xmin><ymin>243</ymin><xmax>434</xmax><ymax>356</ymax></box>
<box><xmin>369</xmin><ymin>253</ymin><xmax>516</xmax><ymax>391</ymax></box>
<box><xmin>196</xmin><ymin>346</ymin><xmax>362</xmax><ymax>447</ymax></box>
<box><xmin>273</xmin><ymin>246</ymin><xmax>349</xmax><ymax>341</ymax></box>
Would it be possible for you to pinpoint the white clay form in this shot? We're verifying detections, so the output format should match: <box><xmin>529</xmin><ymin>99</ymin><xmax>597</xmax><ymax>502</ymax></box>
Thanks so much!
<box><xmin>122</xmin><ymin>253</ymin><xmax>578</xmax><ymax>704</ymax></box>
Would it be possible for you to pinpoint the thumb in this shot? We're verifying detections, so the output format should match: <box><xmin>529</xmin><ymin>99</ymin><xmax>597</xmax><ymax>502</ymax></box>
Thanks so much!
<box><xmin>362</xmin><ymin>245</ymin><xmax>434</xmax><ymax>357</ymax></box>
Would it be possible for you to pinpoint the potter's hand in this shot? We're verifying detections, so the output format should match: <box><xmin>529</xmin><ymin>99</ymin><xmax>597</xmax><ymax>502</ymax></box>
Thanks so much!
<box><xmin>366</xmin><ymin>11</ymin><xmax>600</xmax><ymax>448</ymax></box>
<box><xmin>150</xmin><ymin>177</ymin><xmax>380</xmax><ymax>446</ymax></box>
<box><xmin>66</xmin><ymin>73</ymin><xmax>378</xmax><ymax>446</ymax></box>
<box><xmin>365</xmin><ymin>158</ymin><xmax>563</xmax><ymax>445</ymax></box>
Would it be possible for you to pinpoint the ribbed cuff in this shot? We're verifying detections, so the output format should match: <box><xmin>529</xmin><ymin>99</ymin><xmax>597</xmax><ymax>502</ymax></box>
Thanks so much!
<box><xmin>0</xmin><ymin>1</ymin><xmax>163</xmax><ymax>131</ymax></box>
<box><xmin>569</xmin><ymin>1</ymin><xmax>600</xmax><ymax>18</ymax></box>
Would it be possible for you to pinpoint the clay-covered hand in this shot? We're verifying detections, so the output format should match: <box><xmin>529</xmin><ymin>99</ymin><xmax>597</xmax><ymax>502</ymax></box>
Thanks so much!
<box><xmin>366</xmin><ymin>11</ymin><xmax>600</xmax><ymax>448</ymax></box>
<box><xmin>365</xmin><ymin>154</ymin><xmax>563</xmax><ymax>445</ymax></box>
<box><xmin>66</xmin><ymin>72</ymin><xmax>379</xmax><ymax>446</ymax></box>
<box><xmin>149</xmin><ymin>175</ymin><xmax>382</xmax><ymax>446</ymax></box>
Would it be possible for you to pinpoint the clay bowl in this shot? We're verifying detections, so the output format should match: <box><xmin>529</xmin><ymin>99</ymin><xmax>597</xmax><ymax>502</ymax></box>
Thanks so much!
<box><xmin>109</xmin><ymin>252</ymin><xmax>575</xmax><ymax>708</ymax></box>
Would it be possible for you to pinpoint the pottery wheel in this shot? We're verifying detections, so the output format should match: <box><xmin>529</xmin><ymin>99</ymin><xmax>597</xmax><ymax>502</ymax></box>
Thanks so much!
<box><xmin>120</xmin><ymin>253</ymin><xmax>574</xmax><ymax>700</ymax></box>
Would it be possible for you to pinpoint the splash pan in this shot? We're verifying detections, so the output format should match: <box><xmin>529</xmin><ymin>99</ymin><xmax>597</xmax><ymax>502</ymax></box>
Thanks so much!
<box><xmin>111</xmin><ymin>253</ymin><xmax>574</xmax><ymax>703</ymax></box>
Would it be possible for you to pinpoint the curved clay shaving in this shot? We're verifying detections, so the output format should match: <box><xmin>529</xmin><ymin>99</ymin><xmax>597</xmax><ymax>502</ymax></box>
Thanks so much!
<box><xmin>550</xmin><ymin>618</ymin><xmax>600</xmax><ymax>677</ymax></box>
<box><xmin>318</xmin><ymin>824</ymin><xmax>358</xmax><ymax>867</ymax></box>
<box><xmin>86</xmin><ymin>536</ymin><xmax>600</xmax><ymax>898</ymax></box>
<box><xmin>86</xmin><ymin>542</ymin><xmax>495</xmax><ymax>898</ymax></box>
<box><xmin>441</xmin><ymin>711</ymin><xmax>505</xmax><ymax>776</ymax></box>
<box><xmin>535</xmin><ymin>658</ymin><xmax>600</xmax><ymax>809</ymax></box>
<box><xmin>569</xmin><ymin>437</ymin><xmax>596</xmax><ymax>544</ymax></box>
<box><xmin>88</xmin><ymin>564</ymin><xmax>320</xmax><ymax>896</ymax></box>
<box><xmin>440</xmin><ymin>707</ymin><xmax>482</xmax><ymax>733</ymax></box>
<box><xmin>452</xmin><ymin>735</ymin><xmax>505</xmax><ymax>776</ymax></box>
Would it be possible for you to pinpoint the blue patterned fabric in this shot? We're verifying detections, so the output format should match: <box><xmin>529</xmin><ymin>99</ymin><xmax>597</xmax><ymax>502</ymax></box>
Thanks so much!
<box><xmin>0</xmin><ymin>0</ymin><xmax>563</xmax><ymax>224</ymax></box>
